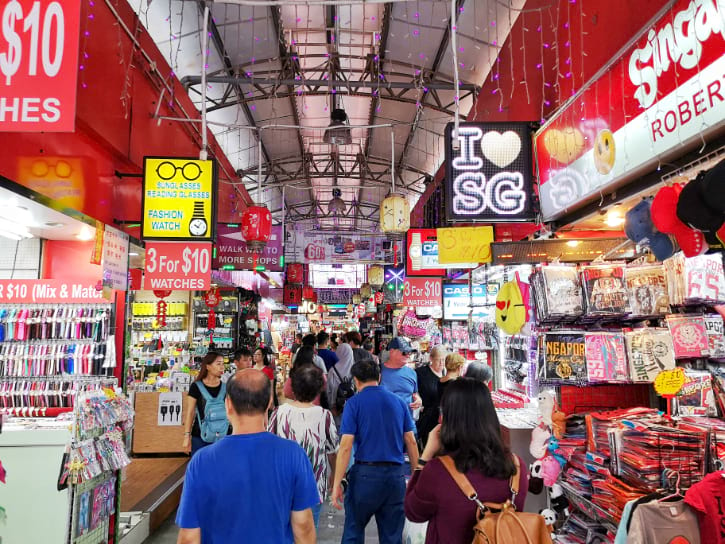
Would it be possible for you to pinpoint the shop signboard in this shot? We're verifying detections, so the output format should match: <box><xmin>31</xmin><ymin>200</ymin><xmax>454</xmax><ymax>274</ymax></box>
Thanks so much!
<box><xmin>406</xmin><ymin>229</ymin><xmax>446</xmax><ymax>277</ymax></box>
<box><xmin>317</xmin><ymin>289</ymin><xmax>358</xmax><ymax>304</ymax></box>
<box><xmin>102</xmin><ymin>225</ymin><xmax>129</xmax><ymax>291</ymax></box>
<box><xmin>403</xmin><ymin>277</ymin><xmax>442</xmax><ymax>308</ymax></box>
<box><xmin>0</xmin><ymin>279</ymin><xmax>104</xmax><ymax>303</ymax></box>
<box><xmin>142</xmin><ymin>157</ymin><xmax>217</xmax><ymax>241</ymax></box>
<box><xmin>291</xmin><ymin>228</ymin><xmax>386</xmax><ymax>263</ymax></box>
<box><xmin>437</xmin><ymin>226</ymin><xmax>494</xmax><ymax>266</ymax></box>
<box><xmin>536</xmin><ymin>0</ymin><xmax>725</xmax><ymax>221</ymax></box>
<box><xmin>442</xmin><ymin>283</ymin><xmax>493</xmax><ymax>321</ymax></box>
<box><xmin>213</xmin><ymin>224</ymin><xmax>283</xmax><ymax>271</ymax></box>
<box><xmin>444</xmin><ymin>122</ymin><xmax>535</xmax><ymax>222</ymax></box>
<box><xmin>0</xmin><ymin>0</ymin><xmax>81</xmax><ymax>132</ymax></box>
<box><xmin>144</xmin><ymin>242</ymin><xmax>211</xmax><ymax>291</ymax></box>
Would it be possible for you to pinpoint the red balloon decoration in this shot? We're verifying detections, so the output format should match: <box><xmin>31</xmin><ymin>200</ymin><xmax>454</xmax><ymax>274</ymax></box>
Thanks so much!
<box><xmin>241</xmin><ymin>204</ymin><xmax>272</xmax><ymax>252</ymax></box>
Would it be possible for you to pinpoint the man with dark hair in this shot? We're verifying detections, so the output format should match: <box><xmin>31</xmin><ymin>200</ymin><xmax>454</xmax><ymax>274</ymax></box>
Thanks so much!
<box><xmin>317</xmin><ymin>331</ymin><xmax>339</xmax><ymax>371</ymax></box>
<box><xmin>331</xmin><ymin>360</ymin><xmax>419</xmax><ymax>544</ymax></box>
<box><xmin>296</xmin><ymin>333</ymin><xmax>328</xmax><ymax>374</ymax></box>
<box><xmin>291</xmin><ymin>333</ymin><xmax>304</xmax><ymax>354</ymax></box>
<box><xmin>222</xmin><ymin>347</ymin><xmax>253</xmax><ymax>383</ymax></box>
<box><xmin>176</xmin><ymin>370</ymin><xmax>319</xmax><ymax>544</ymax></box>
<box><xmin>347</xmin><ymin>330</ymin><xmax>374</xmax><ymax>365</ymax></box>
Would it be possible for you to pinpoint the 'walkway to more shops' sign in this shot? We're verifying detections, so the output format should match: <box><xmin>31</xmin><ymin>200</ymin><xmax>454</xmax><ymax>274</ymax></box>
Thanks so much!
<box><xmin>142</xmin><ymin>157</ymin><xmax>217</xmax><ymax>241</ymax></box>
<box><xmin>0</xmin><ymin>0</ymin><xmax>81</xmax><ymax>132</ymax></box>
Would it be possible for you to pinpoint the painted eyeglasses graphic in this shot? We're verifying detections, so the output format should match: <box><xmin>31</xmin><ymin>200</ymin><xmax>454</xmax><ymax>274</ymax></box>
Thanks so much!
<box><xmin>155</xmin><ymin>161</ymin><xmax>202</xmax><ymax>181</ymax></box>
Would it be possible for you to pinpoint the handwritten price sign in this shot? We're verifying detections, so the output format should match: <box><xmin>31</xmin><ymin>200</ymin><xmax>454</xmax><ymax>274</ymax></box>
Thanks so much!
<box><xmin>437</xmin><ymin>226</ymin><xmax>494</xmax><ymax>265</ymax></box>
<box><xmin>654</xmin><ymin>368</ymin><xmax>686</xmax><ymax>397</ymax></box>
<box><xmin>0</xmin><ymin>0</ymin><xmax>81</xmax><ymax>131</ymax></box>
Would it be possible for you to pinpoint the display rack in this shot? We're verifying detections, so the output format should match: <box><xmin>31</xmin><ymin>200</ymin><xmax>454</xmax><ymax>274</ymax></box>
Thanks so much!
<box><xmin>192</xmin><ymin>294</ymin><xmax>239</xmax><ymax>352</ymax></box>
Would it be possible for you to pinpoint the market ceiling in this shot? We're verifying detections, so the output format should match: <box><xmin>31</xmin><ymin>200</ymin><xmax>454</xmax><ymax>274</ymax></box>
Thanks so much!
<box><xmin>129</xmin><ymin>0</ymin><xmax>670</xmax><ymax>238</ymax></box>
<box><xmin>131</xmin><ymin>0</ymin><xmax>527</xmax><ymax>233</ymax></box>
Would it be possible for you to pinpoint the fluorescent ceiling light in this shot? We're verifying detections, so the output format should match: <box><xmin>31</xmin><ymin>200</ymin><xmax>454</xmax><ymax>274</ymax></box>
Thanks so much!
<box><xmin>76</xmin><ymin>225</ymin><xmax>95</xmax><ymax>241</ymax></box>
<box><xmin>605</xmin><ymin>213</ymin><xmax>624</xmax><ymax>227</ymax></box>
<box><xmin>566</xmin><ymin>240</ymin><xmax>581</xmax><ymax>247</ymax></box>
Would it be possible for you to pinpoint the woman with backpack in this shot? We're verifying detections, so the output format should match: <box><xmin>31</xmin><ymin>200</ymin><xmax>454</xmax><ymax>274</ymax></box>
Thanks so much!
<box><xmin>182</xmin><ymin>351</ymin><xmax>229</xmax><ymax>456</ymax></box>
<box><xmin>327</xmin><ymin>343</ymin><xmax>355</xmax><ymax>417</ymax></box>
<box><xmin>404</xmin><ymin>378</ymin><xmax>530</xmax><ymax>543</ymax></box>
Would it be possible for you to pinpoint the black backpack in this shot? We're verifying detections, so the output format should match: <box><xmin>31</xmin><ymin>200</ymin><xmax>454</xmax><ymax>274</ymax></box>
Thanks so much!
<box><xmin>332</xmin><ymin>366</ymin><xmax>356</xmax><ymax>412</ymax></box>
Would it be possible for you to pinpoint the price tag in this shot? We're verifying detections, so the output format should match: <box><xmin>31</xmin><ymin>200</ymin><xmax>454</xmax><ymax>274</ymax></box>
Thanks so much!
<box><xmin>437</xmin><ymin>226</ymin><xmax>494</xmax><ymax>265</ymax></box>
<box><xmin>654</xmin><ymin>368</ymin><xmax>686</xmax><ymax>397</ymax></box>
<box><xmin>0</xmin><ymin>0</ymin><xmax>81</xmax><ymax>132</ymax></box>
<box><xmin>144</xmin><ymin>242</ymin><xmax>211</xmax><ymax>290</ymax></box>
<box><xmin>403</xmin><ymin>277</ymin><xmax>442</xmax><ymax>308</ymax></box>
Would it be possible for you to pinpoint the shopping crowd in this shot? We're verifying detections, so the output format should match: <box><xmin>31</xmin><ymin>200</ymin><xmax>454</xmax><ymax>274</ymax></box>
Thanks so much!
<box><xmin>176</xmin><ymin>332</ymin><xmax>521</xmax><ymax>544</ymax></box>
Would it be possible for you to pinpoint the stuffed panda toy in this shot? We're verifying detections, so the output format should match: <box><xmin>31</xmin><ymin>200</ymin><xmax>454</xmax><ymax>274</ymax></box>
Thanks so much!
<box><xmin>549</xmin><ymin>483</ymin><xmax>570</xmax><ymax>517</ymax></box>
<box><xmin>528</xmin><ymin>460</ymin><xmax>544</xmax><ymax>494</ymax></box>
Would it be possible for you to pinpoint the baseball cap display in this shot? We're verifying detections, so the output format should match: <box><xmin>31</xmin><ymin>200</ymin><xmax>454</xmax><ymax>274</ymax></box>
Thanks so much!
<box><xmin>624</xmin><ymin>199</ymin><xmax>675</xmax><ymax>261</ymax></box>
<box><xmin>388</xmin><ymin>337</ymin><xmax>413</xmax><ymax>353</ymax></box>
<box><xmin>651</xmin><ymin>183</ymin><xmax>706</xmax><ymax>258</ymax></box>
<box><xmin>676</xmin><ymin>159</ymin><xmax>725</xmax><ymax>250</ymax></box>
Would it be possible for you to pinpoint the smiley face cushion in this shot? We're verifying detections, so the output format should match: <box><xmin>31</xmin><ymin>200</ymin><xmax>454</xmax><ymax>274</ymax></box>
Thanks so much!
<box><xmin>495</xmin><ymin>280</ymin><xmax>527</xmax><ymax>335</ymax></box>
<box><xmin>593</xmin><ymin>129</ymin><xmax>616</xmax><ymax>175</ymax></box>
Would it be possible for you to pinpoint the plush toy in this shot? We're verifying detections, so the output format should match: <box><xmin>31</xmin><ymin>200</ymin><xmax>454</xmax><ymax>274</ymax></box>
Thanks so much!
<box><xmin>549</xmin><ymin>483</ymin><xmax>570</xmax><ymax>517</ymax></box>
<box><xmin>530</xmin><ymin>425</ymin><xmax>551</xmax><ymax>458</ymax></box>
<box><xmin>538</xmin><ymin>390</ymin><xmax>556</xmax><ymax>427</ymax></box>
<box><xmin>551</xmin><ymin>409</ymin><xmax>567</xmax><ymax>440</ymax></box>
<box><xmin>547</xmin><ymin>437</ymin><xmax>567</xmax><ymax>467</ymax></box>
<box><xmin>540</xmin><ymin>508</ymin><xmax>557</xmax><ymax>530</ymax></box>
<box><xmin>541</xmin><ymin>455</ymin><xmax>562</xmax><ymax>487</ymax></box>
<box><xmin>529</xmin><ymin>460</ymin><xmax>544</xmax><ymax>494</ymax></box>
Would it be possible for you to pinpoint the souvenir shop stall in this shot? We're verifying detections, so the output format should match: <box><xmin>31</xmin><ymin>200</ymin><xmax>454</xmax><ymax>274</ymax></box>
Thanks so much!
<box><xmin>0</xmin><ymin>183</ymin><xmax>133</xmax><ymax>544</ymax></box>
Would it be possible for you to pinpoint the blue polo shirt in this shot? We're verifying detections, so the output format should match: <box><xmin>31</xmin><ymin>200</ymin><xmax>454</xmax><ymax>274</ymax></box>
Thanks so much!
<box><xmin>340</xmin><ymin>385</ymin><xmax>415</xmax><ymax>463</ymax></box>
<box><xmin>381</xmin><ymin>364</ymin><xmax>418</xmax><ymax>407</ymax></box>
<box><xmin>176</xmin><ymin>432</ymin><xmax>319</xmax><ymax>543</ymax></box>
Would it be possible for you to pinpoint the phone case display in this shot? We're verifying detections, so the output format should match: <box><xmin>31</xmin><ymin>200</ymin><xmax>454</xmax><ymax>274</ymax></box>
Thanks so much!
<box><xmin>531</xmin><ymin>265</ymin><xmax>583</xmax><ymax>323</ymax></box>
<box><xmin>584</xmin><ymin>333</ymin><xmax>628</xmax><ymax>382</ymax></box>
<box><xmin>130</xmin><ymin>299</ymin><xmax>189</xmax><ymax>346</ymax></box>
<box><xmin>540</xmin><ymin>332</ymin><xmax>588</xmax><ymax>382</ymax></box>
<box><xmin>624</xmin><ymin>265</ymin><xmax>669</xmax><ymax>317</ymax></box>
<box><xmin>580</xmin><ymin>265</ymin><xmax>629</xmax><ymax>317</ymax></box>
<box><xmin>0</xmin><ymin>304</ymin><xmax>113</xmax><ymax>377</ymax></box>
<box><xmin>664</xmin><ymin>252</ymin><xmax>725</xmax><ymax>306</ymax></box>
<box><xmin>0</xmin><ymin>375</ymin><xmax>117</xmax><ymax>416</ymax></box>
<box><xmin>193</xmin><ymin>295</ymin><xmax>238</xmax><ymax>350</ymax></box>
<box><xmin>624</xmin><ymin>329</ymin><xmax>676</xmax><ymax>382</ymax></box>
<box><xmin>666</xmin><ymin>314</ymin><xmax>709</xmax><ymax>359</ymax></box>
<box><xmin>440</xmin><ymin>322</ymin><xmax>497</xmax><ymax>351</ymax></box>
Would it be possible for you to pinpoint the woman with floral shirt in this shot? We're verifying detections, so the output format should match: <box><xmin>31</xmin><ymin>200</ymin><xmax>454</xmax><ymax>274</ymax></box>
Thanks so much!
<box><xmin>268</xmin><ymin>363</ymin><xmax>339</xmax><ymax>528</ymax></box>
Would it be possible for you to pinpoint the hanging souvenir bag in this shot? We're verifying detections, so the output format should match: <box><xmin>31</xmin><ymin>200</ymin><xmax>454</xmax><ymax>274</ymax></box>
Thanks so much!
<box><xmin>440</xmin><ymin>455</ymin><xmax>552</xmax><ymax>544</ymax></box>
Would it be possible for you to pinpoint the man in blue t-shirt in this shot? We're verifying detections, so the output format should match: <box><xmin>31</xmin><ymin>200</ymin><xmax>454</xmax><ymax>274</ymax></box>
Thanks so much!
<box><xmin>331</xmin><ymin>360</ymin><xmax>419</xmax><ymax>544</ymax></box>
<box><xmin>176</xmin><ymin>370</ymin><xmax>319</xmax><ymax>544</ymax></box>
<box><xmin>317</xmin><ymin>331</ymin><xmax>339</xmax><ymax>371</ymax></box>
<box><xmin>380</xmin><ymin>337</ymin><xmax>422</xmax><ymax>418</ymax></box>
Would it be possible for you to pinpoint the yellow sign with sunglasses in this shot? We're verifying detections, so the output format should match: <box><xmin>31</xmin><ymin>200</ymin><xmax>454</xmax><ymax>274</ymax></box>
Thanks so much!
<box><xmin>142</xmin><ymin>157</ymin><xmax>217</xmax><ymax>240</ymax></box>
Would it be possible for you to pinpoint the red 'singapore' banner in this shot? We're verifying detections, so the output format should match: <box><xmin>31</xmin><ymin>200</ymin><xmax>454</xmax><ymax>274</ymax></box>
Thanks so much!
<box><xmin>0</xmin><ymin>0</ymin><xmax>81</xmax><ymax>132</ymax></box>
<box><xmin>536</xmin><ymin>0</ymin><xmax>725</xmax><ymax>221</ymax></box>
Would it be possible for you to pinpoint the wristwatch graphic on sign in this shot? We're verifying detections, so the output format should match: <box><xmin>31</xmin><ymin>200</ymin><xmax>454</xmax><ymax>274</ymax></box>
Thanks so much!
<box><xmin>189</xmin><ymin>201</ymin><xmax>208</xmax><ymax>237</ymax></box>
<box><xmin>409</xmin><ymin>232</ymin><xmax>422</xmax><ymax>271</ymax></box>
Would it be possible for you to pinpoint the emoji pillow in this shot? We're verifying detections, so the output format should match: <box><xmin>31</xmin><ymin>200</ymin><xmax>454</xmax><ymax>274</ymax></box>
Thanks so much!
<box><xmin>496</xmin><ymin>280</ymin><xmax>527</xmax><ymax>335</ymax></box>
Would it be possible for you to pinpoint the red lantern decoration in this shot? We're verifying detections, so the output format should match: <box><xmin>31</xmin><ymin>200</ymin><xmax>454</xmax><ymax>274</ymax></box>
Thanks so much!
<box><xmin>302</xmin><ymin>285</ymin><xmax>315</xmax><ymax>301</ymax></box>
<box><xmin>283</xmin><ymin>284</ymin><xmax>303</xmax><ymax>305</ymax></box>
<box><xmin>311</xmin><ymin>291</ymin><xmax>318</xmax><ymax>303</ymax></box>
<box><xmin>153</xmin><ymin>289</ymin><xmax>172</xmax><ymax>327</ymax></box>
<box><xmin>375</xmin><ymin>291</ymin><xmax>384</xmax><ymax>305</ymax></box>
<box><xmin>204</xmin><ymin>288</ymin><xmax>221</xmax><ymax>340</ymax></box>
<box><xmin>241</xmin><ymin>204</ymin><xmax>272</xmax><ymax>252</ymax></box>
<box><xmin>287</xmin><ymin>263</ymin><xmax>304</xmax><ymax>284</ymax></box>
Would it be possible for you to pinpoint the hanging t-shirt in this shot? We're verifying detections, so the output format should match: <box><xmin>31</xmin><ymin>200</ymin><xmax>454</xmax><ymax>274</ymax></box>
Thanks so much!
<box><xmin>627</xmin><ymin>499</ymin><xmax>701</xmax><ymax>544</ymax></box>
<box><xmin>685</xmin><ymin>471</ymin><xmax>725</xmax><ymax>544</ymax></box>
<box><xmin>177</xmin><ymin>433</ymin><xmax>319</xmax><ymax>543</ymax></box>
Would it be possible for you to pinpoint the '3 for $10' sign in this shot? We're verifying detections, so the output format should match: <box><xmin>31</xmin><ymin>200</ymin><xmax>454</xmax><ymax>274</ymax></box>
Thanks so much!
<box><xmin>444</xmin><ymin>122</ymin><xmax>535</xmax><ymax>222</ymax></box>
<box><xmin>403</xmin><ymin>278</ymin><xmax>442</xmax><ymax>308</ymax></box>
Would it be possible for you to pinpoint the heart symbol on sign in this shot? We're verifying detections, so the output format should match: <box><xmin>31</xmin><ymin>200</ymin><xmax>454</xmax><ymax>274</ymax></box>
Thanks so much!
<box><xmin>496</xmin><ymin>300</ymin><xmax>508</xmax><ymax>310</ymax></box>
<box><xmin>481</xmin><ymin>131</ymin><xmax>521</xmax><ymax>168</ymax></box>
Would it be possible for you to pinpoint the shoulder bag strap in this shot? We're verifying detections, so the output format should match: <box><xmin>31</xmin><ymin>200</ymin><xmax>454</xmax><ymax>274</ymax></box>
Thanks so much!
<box><xmin>439</xmin><ymin>456</ymin><xmax>494</xmax><ymax>511</ymax></box>
<box><xmin>509</xmin><ymin>455</ymin><xmax>521</xmax><ymax>504</ymax></box>
<box><xmin>331</xmin><ymin>365</ymin><xmax>343</xmax><ymax>381</ymax></box>
<box><xmin>195</xmin><ymin>382</ymin><xmax>212</xmax><ymax>422</ymax></box>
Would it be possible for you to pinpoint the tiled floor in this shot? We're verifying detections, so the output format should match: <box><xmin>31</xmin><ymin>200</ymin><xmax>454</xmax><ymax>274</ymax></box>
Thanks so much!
<box><xmin>143</xmin><ymin>504</ymin><xmax>379</xmax><ymax>544</ymax></box>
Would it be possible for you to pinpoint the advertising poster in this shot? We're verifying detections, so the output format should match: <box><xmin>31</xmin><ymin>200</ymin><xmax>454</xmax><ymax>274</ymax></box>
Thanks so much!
<box><xmin>158</xmin><ymin>392</ymin><xmax>183</xmax><ymax>426</ymax></box>
<box><xmin>213</xmin><ymin>225</ymin><xmax>283</xmax><ymax>271</ymax></box>
<box><xmin>142</xmin><ymin>157</ymin><xmax>217</xmax><ymax>241</ymax></box>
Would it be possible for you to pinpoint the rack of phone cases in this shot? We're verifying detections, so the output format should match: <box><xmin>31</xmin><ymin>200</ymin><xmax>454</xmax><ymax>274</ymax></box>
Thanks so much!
<box><xmin>0</xmin><ymin>375</ymin><xmax>117</xmax><ymax>417</ymax></box>
<box><xmin>64</xmin><ymin>388</ymin><xmax>134</xmax><ymax>544</ymax></box>
<box><xmin>0</xmin><ymin>303</ymin><xmax>114</xmax><ymax>377</ymax></box>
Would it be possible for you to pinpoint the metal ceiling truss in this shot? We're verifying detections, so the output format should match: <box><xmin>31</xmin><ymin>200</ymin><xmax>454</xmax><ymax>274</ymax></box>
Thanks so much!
<box><xmin>274</xmin><ymin>200</ymin><xmax>382</xmax><ymax>228</ymax></box>
<box><xmin>181</xmin><ymin>62</ymin><xmax>477</xmax><ymax>117</ymax></box>
<box><xmin>236</xmin><ymin>152</ymin><xmax>427</xmax><ymax>194</ymax></box>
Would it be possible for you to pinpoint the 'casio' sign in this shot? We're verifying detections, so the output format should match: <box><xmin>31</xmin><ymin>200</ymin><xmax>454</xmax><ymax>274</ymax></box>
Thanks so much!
<box><xmin>444</xmin><ymin>285</ymin><xmax>485</xmax><ymax>297</ymax></box>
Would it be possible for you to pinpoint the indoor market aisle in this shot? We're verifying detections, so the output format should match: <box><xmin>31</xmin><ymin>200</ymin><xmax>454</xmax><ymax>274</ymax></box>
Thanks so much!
<box><xmin>143</xmin><ymin>504</ymin><xmax>379</xmax><ymax>543</ymax></box>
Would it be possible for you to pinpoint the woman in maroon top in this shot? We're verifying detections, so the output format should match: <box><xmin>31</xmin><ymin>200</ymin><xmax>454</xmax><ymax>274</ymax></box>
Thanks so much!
<box><xmin>405</xmin><ymin>378</ymin><xmax>528</xmax><ymax>543</ymax></box>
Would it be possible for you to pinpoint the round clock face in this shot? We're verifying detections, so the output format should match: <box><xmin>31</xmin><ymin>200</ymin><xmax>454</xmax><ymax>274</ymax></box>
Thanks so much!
<box><xmin>189</xmin><ymin>218</ymin><xmax>208</xmax><ymax>237</ymax></box>
<box><xmin>409</xmin><ymin>245</ymin><xmax>422</xmax><ymax>258</ymax></box>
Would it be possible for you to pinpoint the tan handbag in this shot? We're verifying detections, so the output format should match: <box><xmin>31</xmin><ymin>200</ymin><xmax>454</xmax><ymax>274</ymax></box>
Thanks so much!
<box><xmin>439</xmin><ymin>455</ymin><xmax>553</xmax><ymax>544</ymax></box>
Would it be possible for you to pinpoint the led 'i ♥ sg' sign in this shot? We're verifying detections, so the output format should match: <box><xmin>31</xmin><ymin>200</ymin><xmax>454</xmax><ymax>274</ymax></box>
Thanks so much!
<box><xmin>444</xmin><ymin>122</ymin><xmax>536</xmax><ymax>223</ymax></box>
